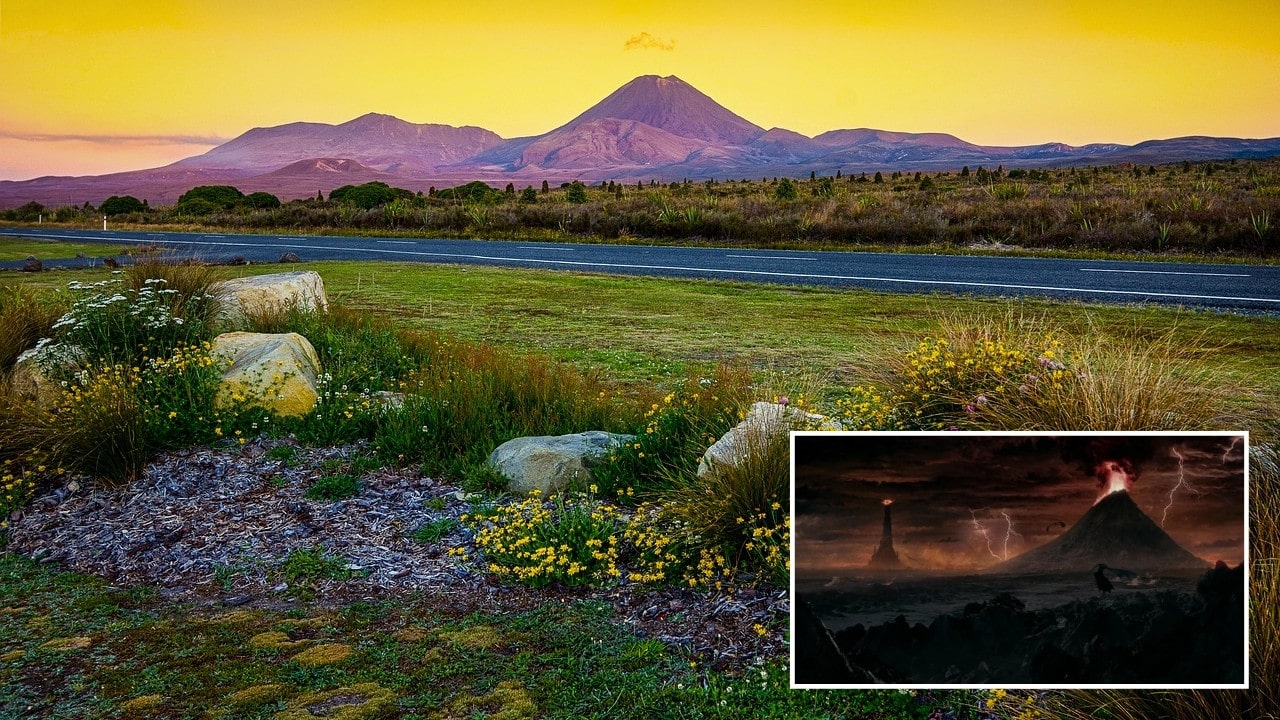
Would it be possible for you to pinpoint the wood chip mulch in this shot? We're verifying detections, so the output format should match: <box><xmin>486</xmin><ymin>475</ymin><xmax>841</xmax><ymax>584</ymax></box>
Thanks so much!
<box><xmin>6</xmin><ymin>438</ymin><xmax>789</xmax><ymax>673</ymax></box>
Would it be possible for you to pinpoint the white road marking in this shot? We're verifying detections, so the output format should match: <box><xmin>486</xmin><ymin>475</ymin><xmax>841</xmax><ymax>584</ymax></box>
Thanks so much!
<box><xmin>376</xmin><ymin>240</ymin><xmax>415</xmax><ymax>245</ymax></box>
<box><xmin>726</xmin><ymin>254</ymin><xmax>818</xmax><ymax>261</ymax></box>
<box><xmin>4</xmin><ymin>230</ymin><xmax>1278</xmax><ymax>305</ymax></box>
<box><xmin>1080</xmin><ymin>268</ymin><xmax>1249</xmax><ymax>278</ymax></box>
<box><xmin>517</xmin><ymin>246</ymin><xmax>575</xmax><ymax>251</ymax></box>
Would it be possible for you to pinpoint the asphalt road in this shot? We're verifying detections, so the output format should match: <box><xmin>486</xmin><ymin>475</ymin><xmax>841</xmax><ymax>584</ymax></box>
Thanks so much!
<box><xmin>4</xmin><ymin>227</ymin><xmax>1279</xmax><ymax>312</ymax></box>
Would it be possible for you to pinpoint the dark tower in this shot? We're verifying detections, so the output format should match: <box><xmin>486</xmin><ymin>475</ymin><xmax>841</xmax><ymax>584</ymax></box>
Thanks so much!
<box><xmin>869</xmin><ymin>500</ymin><xmax>902</xmax><ymax>568</ymax></box>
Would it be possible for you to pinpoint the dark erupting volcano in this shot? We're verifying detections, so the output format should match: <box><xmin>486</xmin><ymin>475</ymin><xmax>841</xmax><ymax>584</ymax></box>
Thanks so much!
<box><xmin>994</xmin><ymin>490</ymin><xmax>1208</xmax><ymax>573</ymax></box>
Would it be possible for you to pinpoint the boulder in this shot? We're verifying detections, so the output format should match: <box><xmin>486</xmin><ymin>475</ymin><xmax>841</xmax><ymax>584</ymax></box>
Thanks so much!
<box><xmin>211</xmin><ymin>332</ymin><xmax>321</xmax><ymax>418</ymax></box>
<box><xmin>11</xmin><ymin>344</ymin><xmax>84</xmax><ymax>405</ymax></box>
<box><xmin>11</xmin><ymin>348</ymin><xmax>55</xmax><ymax>402</ymax></box>
<box><xmin>698</xmin><ymin>401</ymin><xmax>840</xmax><ymax>477</ymax></box>
<box><xmin>488</xmin><ymin>431</ymin><xmax>634</xmax><ymax>496</ymax></box>
<box><xmin>210</xmin><ymin>271</ymin><xmax>327</xmax><ymax>324</ymax></box>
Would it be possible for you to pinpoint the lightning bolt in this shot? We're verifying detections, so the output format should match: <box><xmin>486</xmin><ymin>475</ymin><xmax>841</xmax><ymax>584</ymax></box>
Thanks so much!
<box><xmin>1222</xmin><ymin>437</ymin><xmax>1242</xmax><ymax>464</ymax></box>
<box><xmin>970</xmin><ymin>508</ymin><xmax>1000</xmax><ymax>560</ymax></box>
<box><xmin>1001</xmin><ymin>511</ymin><xmax>1023</xmax><ymax>560</ymax></box>
<box><xmin>1162</xmin><ymin>447</ymin><xmax>1202</xmax><ymax>527</ymax></box>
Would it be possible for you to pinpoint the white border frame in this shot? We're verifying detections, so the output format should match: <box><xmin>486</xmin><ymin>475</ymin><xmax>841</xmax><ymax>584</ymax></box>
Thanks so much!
<box><xmin>788</xmin><ymin>430</ymin><xmax>1250</xmax><ymax>690</ymax></box>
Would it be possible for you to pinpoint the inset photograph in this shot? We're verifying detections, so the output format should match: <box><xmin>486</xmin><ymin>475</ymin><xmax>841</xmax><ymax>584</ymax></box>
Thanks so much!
<box><xmin>791</xmin><ymin>431</ymin><xmax>1247</xmax><ymax>689</ymax></box>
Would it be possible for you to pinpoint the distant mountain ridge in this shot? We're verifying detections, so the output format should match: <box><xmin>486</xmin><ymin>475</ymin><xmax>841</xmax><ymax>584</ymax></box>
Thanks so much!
<box><xmin>3</xmin><ymin>73</ymin><xmax>1279</xmax><ymax>206</ymax></box>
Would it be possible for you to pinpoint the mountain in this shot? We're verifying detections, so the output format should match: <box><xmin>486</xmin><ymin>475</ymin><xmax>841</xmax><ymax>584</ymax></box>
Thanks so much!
<box><xmin>3</xmin><ymin>74</ymin><xmax>1279</xmax><ymax>207</ymax></box>
<box><xmin>470</xmin><ymin>75</ymin><xmax>765</xmax><ymax>174</ymax></box>
<box><xmin>173</xmin><ymin>113</ymin><xmax>503</xmax><ymax>174</ymax></box>
<box><xmin>993</xmin><ymin>491</ymin><xmax>1209</xmax><ymax>574</ymax></box>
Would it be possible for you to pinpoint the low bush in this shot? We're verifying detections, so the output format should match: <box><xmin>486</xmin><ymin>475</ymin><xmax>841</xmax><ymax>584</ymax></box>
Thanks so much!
<box><xmin>377</xmin><ymin>334</ymin><xmax>631</xmax><ymax>480</ymax></box>
<box><xmin>590</xmin><ymin>364</ymin><xmax>752</xmax><ymax>501</ymax></box>
<box><xmin>833</xmin><ymin>313</ymin><xmax>1238</xmax><ymax>431</ymax></box>
<box><xmin>462</xmin><ymin>490</ymin><xmax>622</xmax><ymax>587</ymax></box>
<box><xmin>659</xmin><ymin>415</ymin><xmax>792</xmax><ymax>587</ymax></box>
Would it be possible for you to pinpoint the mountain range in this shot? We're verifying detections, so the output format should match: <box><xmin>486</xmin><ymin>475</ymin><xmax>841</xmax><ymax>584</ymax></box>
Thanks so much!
<box><xmin>4</xmin><ymin>74</ymin><xmax>1280</xmax><ymax>208</ymax></box>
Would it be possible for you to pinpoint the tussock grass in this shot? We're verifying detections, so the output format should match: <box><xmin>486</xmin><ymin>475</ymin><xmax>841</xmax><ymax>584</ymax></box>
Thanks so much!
<box><xmin>0</xmin><ymin>284</ymin><xmax>61</xmax><ymax>373</ymax></box>
<box><xmin>381</xmin><ymin>332</ymin><xmax>635</xmax><ymax>483</ymax></box>
<box><xmin>848</xmin><ymin>310</ymin><xmax>1247</xmax><ymax>432</ymax></box>
<box><xmin>944</xmin><ymin>313</ymin><xmax>1241</xmax><ymax>431</ymax></box>
<box><xmin>662</xmin><ymin>423</ymin><xmax>791</xmax><ymax>585</ymax></box>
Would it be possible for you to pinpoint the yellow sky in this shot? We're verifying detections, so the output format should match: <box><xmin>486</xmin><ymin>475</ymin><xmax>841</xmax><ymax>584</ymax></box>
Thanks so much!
<box><xmin>1</xmin><ymin>0</ymin><xmax>1277</xmax><ymax>179</ymax></box>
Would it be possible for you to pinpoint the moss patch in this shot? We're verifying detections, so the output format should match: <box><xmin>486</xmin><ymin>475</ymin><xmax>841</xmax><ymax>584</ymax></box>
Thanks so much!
<box><xmin>120</xmin><ymin>694</ymin><xmax>164</xmax><ymax>714</ymax></box>
<box><xmin>39</xmin><ymin>636</ymin><xmax>93</xmax><ymax>651</ymax></box>
<box><xmin>205</xmin><ymin>610</ymin><xmax>257</xmax><ymax>625</ymax></box>
<box><xmin>1</xmin><ymin>649</ymin><xmax>25</xmax><ymax>662</ymax></box>
<box><xmin>290</xmin><ymin>643</ymin><xmax>353</xmax><ymax>666</ymax></box>
<box><xmin>274</xmin><ymin>682</ymin><xmax>397</xmax><ymax>719</ymax></box>
<box><xmin>444</xmin><ymin>680</ymin><xmax>536</xmax><ymax>720</ymax></box>
<box><xmin>438</xmin><ymin>624</ymin><xmax>503</xmax><ymax>650</ymax></box>
<box><xmin>223</xmin><ymin>683</ymin><xmax>288</xmax><ymax>710</ymax></box>
<box><xmin>248</xmin><ymin>631</ymin><xmax>312</xmax><ymax>652</ymax></box>
<box><xmin>393</xmin><ymin>627</ymin><xmax>427</xmax><ymax>643</ymax></box>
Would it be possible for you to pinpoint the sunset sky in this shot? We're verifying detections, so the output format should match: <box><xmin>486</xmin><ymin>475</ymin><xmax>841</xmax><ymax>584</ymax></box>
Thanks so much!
<box><xmin>793</xmin><ymin>433</ymin><xmax>1247</xmax><ymax>574</ymax></box>
<box><xmin>1</xmin><ymin>0</ymin><xmax>1278</xmax><ymax>180</ymax></box>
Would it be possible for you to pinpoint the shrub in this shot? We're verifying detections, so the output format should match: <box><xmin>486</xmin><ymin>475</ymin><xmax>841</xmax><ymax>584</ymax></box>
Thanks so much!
<box><xmin>244</xmin><ymin>191</ymin><xmax>281</xmax><ymax>209</ymax></box>
<box><xmin>566</xmin><ymin>181</ymin><xmax>589</xmax><ymax>204</ymax></box>
<box><xmin>279</xmin><ymin>545</ymin><xmax>354</xmax><ymax>586</ymax></box>
<box><xmin>591</xmin><ymin>364</ymin><xmax>752</xmax><ymax>501</ymax></box>
<box><xmin>376</xmin><ymin>334</ymin><xmax>629</xmax><ymax>480</ymax></box>
<box><xmin>411</xmin><ymin>518</ymin><xmax>459</xmax><ymax>543</ymax></box>
<box><xmin>173</xmin><ymin>198</ymin><xmax>220</xmax><ymax>216</ymax></box>
<box><xmin>178</xmin><ymin>185</ymin><xmax>245</xmax><ymax>210</ymax></box>
<box><xmin>124</xmin><ymin>260</ymin><xmax>220</xmax><ymax>332</ymax></box>
<box><xmin>659</xmin><ymin>418</ymin><xmax>792</xmax><ymax>587</ymax></box>
<box><xmin>40</xmin><ymin>276</ymin><xmax>211</xmax><ymax>369</ymax></box>
<box><xmin>774</xmin><ymin>178</ymin><xmax>797</xmax><ymax>201</ymax></box>
<box><xmin>305</xmin><ymin>471</ymin><xmax>360</xmax><ymax>501</ymax></box>
<box><xmin>100</xmin><ymin>195</ymin><xmax>146</xmax><ymax>216</ymax></box>
<box><xmin>835</xmin><ymin>313</ymin><xmax>1238</xmax><ymax>431</ymax></box>
<box><xmin>328</xmin><ymin>181</ymin><xmax>410</xmax><ymax>209</ymax></box>
<box><xmin>40</xmin><ymin>361</ymin><xmax>148</xmax><ymax>485</ymax></box>
<box><xmin>462</xmin><ymin>490</ymin><xmax>622</xmax><ymax>587</ymax></box>
<box><xmin>435</xmin><ymin>181</ymin><xmax>504</xmax><ymax>205</ymax></box>
<box><xmin>304</xmin><ymin>454</ymin><xmax>377</xmax><ymax>501</ymax></box>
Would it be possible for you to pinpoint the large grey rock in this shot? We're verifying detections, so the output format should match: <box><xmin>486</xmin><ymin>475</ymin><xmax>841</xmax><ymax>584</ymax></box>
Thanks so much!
<box><xmin>211</xmin><ymin>271</ymin><xmax>327</xmax><ymax>324</ymax></box>
<box><xmin>211</xmin><ymin>332</ymin><xmax>322</xmax><ymax>418</ymax></box>
<box><xmin>11</xmin><ymin>343</ymin><xmax>85</xmax><ymax>406</ymax></box>
<box><xmin>488</xmin><ymin>431</ymin><xmax>634</xmax><ymax>496</ymax></box>
<box><xmin>698</xmin><ymin>401</ymin><xmax>840</xmax><ymax>477</ymax></box>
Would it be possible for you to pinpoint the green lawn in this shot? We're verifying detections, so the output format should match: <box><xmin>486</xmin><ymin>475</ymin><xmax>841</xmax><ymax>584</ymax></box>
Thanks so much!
<box><xmin>0</xmin><ymin>554</ymin><xmax>967</xmax><ymax>719</ymax></box>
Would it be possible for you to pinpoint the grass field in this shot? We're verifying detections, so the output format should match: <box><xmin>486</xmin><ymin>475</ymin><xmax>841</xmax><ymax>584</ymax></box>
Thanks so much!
<box><xmin>2</xmin><ymin>251</ymin><xmax>1277</xmax><ymax>718</ymax></box>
